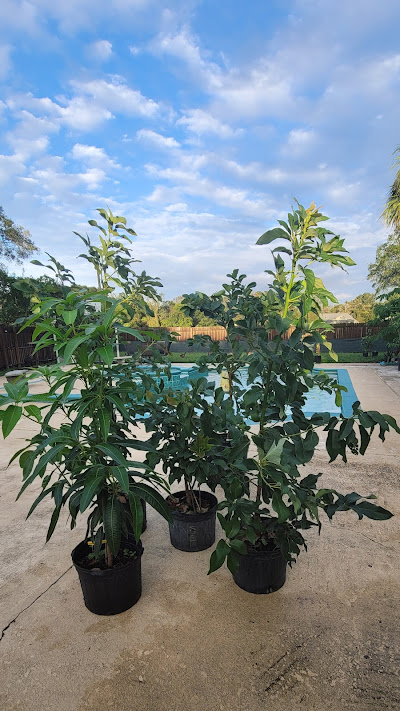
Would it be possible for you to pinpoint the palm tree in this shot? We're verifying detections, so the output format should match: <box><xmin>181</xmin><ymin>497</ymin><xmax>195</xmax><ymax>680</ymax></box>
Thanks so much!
<box><xmin>382</xmin><ymin>147</ymin><xmax>400</xmax><ymax>230</ymax></box>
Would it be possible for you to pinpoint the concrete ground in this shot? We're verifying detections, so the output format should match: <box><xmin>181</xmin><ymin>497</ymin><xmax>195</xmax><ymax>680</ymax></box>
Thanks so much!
<box><xmin>0</xmin><ymin>364</ymin><xmax>399</xmax><ymax>711</ymax></box>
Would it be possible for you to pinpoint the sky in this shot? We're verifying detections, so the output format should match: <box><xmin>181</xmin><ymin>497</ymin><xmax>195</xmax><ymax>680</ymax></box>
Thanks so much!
<box><xmin>0</xmin><ymin>0</ymin><xmax>399</xmax><ymax>301</ymax></box>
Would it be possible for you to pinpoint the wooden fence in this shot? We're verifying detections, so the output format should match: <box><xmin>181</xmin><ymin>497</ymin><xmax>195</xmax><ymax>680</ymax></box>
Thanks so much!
<box><xmin>0</xmin><ymin>325</ymin><xmax>54</xmax><ymax>371</ymax></box>
<box><xmin>0</xmin><ymin>322</ymin><xmax>384</xmax><ymax>371</ymax></box>
<box><xmin>162</xmin><ymin>324</ymin><xmax>382</xmax><ymax>342</ymax></box>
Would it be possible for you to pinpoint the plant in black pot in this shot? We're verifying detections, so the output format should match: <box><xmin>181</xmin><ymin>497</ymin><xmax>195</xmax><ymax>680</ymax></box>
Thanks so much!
<box><xmin>144</xmin><ymin>376</ymin><xmax>250</xmax><ymax>552</ymax></box>
<box><xmin>0</xmin><ymin>208</ymin><xmax>172</xmax><ymax>615</ymax></box>
<box><xmin>185</xmin><ymin>202</ymin><xmax>399</xmax><ymax>594</ymax></box>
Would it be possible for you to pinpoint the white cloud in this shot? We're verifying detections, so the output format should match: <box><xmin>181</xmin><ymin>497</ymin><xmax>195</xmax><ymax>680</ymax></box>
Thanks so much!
<box><xmin>136</xmin><ymin>129</ymin><xmax>180</xmax><ymax>149</ymax></box>
<box><xmin>177</xmin><ymin>109</ymin><xmax>243</xmax><ymax>138</ymax></box>
<box><xmin>151</xmin><ymin>27</ymin><xmax>223</xmax><ymax>90</ymax></box>
<box><xmin>0</xmin><ymin>153</ymin><xmax>26</xmax><ymax>185</ymax></box>
<box><xmin>0</xmin><ymin>44</ymin><xmax>12</xmax><ymax>80</ymax></box>
<box><xmin>129</xmin><ymin>45</ymin><xmax>141</xmax><ymax>55</ymax></box>
<box><xmin>70</xmin><ymin>144</ymin><xmax>122</xmax><ymax>171</ymax></box>
<box><xmin>88</xmin><ymin>39</ymin><xmax>113</xmax><ymax>61</ymax></box>
<box><xmin>70</xmin><ymin>77</ymin><xmax>159</xmax><ymax>119</ymax></box>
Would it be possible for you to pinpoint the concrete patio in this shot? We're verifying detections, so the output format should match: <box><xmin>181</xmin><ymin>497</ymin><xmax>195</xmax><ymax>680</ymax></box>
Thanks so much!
<box><xmin>0</xmin><ymin>364</ymin><xmax>399</xmax><ymax>711</ymax></box>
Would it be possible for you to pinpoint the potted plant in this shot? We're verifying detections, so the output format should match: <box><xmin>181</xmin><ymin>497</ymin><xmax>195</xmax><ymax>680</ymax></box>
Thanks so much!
<box><xmin>184</xmin><ymin>202</ymin><xmax>398</xmax><ymax>593</ymax></box>
<box><xmin>0</xmin><ymin>208</ymin><xmax>172</xmax><ymax>615</ymax></box>
<box><xmin>144</xmin><ymin>377</ymin><xmax>250</xmax><ymax>551</ymax></box>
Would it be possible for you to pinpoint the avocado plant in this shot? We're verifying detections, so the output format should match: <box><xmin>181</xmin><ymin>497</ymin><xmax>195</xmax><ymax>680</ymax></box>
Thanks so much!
<box><xmin>144</xmin><ymin>377</ymin><xmax>250</xmax><ymax>511</ymax></box>
<box><xmin>0</xmin><ymin>208</ymin><xmax>172</xmax><ymax>574</ymax></box>
<box><xmin>183</xmin><ymin>201</ymin><xmax>398</xmax><ymax>584</ymax></box>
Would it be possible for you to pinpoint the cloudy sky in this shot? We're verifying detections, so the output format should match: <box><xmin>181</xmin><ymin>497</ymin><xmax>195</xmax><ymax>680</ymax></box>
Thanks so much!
<box><xmin>0</xmin><ymin>0</ymin><xmax>399</xmax><ymax>300</ymax></box>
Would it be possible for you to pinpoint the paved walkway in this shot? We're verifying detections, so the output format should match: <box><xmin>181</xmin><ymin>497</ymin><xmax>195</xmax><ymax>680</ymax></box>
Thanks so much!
<box><xmin>1</xmin><ymin>365</ymin><xmax>400</xmax><ymax>711</ymax></box>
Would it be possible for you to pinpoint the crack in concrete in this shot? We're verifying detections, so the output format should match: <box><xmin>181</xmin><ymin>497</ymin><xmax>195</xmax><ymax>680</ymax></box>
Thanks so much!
<box><xmin>0</xmin><ymin>565</ymin><xmax>73</xmax><ymax>642</ymax></box>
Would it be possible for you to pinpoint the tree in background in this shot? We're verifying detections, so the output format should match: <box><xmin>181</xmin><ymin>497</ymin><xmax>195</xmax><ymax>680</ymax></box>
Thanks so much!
<box><xmin>368</xmin><ymin>232</ymin><xmax>400</xmax><ymax>292</ymax></box>
<box><xmin>124</xmin><ymin>294</ymin><xmax>218</xmax><ymax>328</ymax></box>
<box><xmin>371</xmin><ymin>288</ymin><xmax>400</xmax><ymax>361</ymax></box>
<box><xmin>327</xmin><ymin>292</ymin><xmax>376</xmax><ymax>322</ymax></box>
<box><xmin>368</xmin><ymin>147</ymin><xmax>400</xmax><ymax>292</ymax></box>
<box><xmin>382</xmin><ymin>147</ymin><xmax>400</xmax><ymax>231</ymax></box>
<box><xmin>0</xmin><ymin>207</ymin><xmax>37</xmax><ymax>269</ymax></box>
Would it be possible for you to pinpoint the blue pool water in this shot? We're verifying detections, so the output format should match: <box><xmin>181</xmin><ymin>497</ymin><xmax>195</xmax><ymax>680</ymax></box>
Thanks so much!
<box><xmin>199</xmin><ymin>366</ymin><xmax>358</xmax><ymax>418</ymax></box>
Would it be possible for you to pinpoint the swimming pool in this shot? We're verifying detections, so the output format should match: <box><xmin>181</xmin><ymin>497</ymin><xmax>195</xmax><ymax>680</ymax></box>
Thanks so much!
<box><xmin>199</xmin><ymin>366</ymin><xmax>358</xmax><ymax>419</ymax></box>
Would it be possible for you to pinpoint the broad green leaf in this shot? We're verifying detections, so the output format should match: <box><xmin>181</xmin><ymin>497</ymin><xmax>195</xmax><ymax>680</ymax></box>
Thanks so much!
<box><xmin>271</xmin><ymin>491</ymin><xmax>291</xmax><ymax>522</ymax></box>
<box><xmin>97</xmin><ymin>345</ymin><xmax>114</xmax><ymax>366</ymax></box>
<box><xmin>257</xmin><ymin>227</ymin><xmax>290</xmax><ymax>245</ymax></box>
<box><xmin>61</xmin><ymin>309</ymin><xmax>77</xmax><ymax>325</ymax></box>
<box><xmin>115</xmin><ymin>325</ymin><xmax>145</xmax><ymax>341</ymax></box>
<box><xmin>350</xmin><ymin>501</ymin><xmax>393</xmax><ymax>520</ymax></box>
<box><xmin>24</xmin><ymin>405</ymin><xmax>42</xmax><ymax>422</ymax></box>
<box><xmin>2</xmin><ymin>405</ymin><xmax>22</xmax><ymax>438</ymax></box>
<box><xmin>208</xmin><ymin>539</ymin><xmax>230</xmax><ymax>574</ymax></box>
<box><xmin>62</xmin><ymin>335</ymin><xmax>88</xmax><ymax>364</ymax></box>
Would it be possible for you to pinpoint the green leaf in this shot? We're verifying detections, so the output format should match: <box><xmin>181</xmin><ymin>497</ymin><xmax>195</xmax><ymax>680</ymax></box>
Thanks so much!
<box><xmin>46</xmin><ymin>506</ymin><xmax>61</xmax><ymax>542</ymax></box>
<box><xmin>208</xmin><ymin>539</ymin><xmax>230</xmax><ymax>574</ymax></box>
<box><xmin>61</xmin><ymin>309</ymin><xmax>77</xmax><ymax>325</ymax></box>
<box><xmin>62</xmin><ymin>335</ymin><xmax>88</xmax><ymax>364</ymax></box>
<box><xmin>24</xmin><ymin>405</ymin><xmax>42</xmax><ymax>422</ymax></box>
<box><xmin>271</xmin><ymin>491</ymin><xmax>291</xmax><ymax>522</ymax></box>
<box><xmin>111</xmin><ymin>466</ymin><xmax>129</xmax><ymax>494</ymax></box>
<box><xmin>79</xmin><ymin>474</ymin><xmax>105</xmax><ymax>513</ymax></box>
<box><xmin>130</xmin><ymin>483</ymin><xmax>172</xmax><ymax>523</ymax></box>
<box><xmin>104</xmin><ymin>496</ymin><xmax>122</xmax><ymax>556</ymax></box>
<box><xmin>2</xmin><ymin>405</ymin><xmax>22</xmax><ymax>438</ymax></box>
<box><xmin>115</xmin><ymin>325</ymin><xmax>145</xmax><ymax>341</ymax></box>
<box><xmin>98</xmin><ymin>411</ymin><xmax>111</xmax><ymax>440</ymax></box>
<box><xmin>106</xmin><ymin>393</ymin><xmax>132</xmax><ymax>420</ymax></box>
<box><xmin>350</xmin><ymin>501</ymin><xmax>393</xmax><ymax>520</ymax></box>
<box><xmin>128</xmin><ymin>492</ymin><xmax>143</xmax><ymax>543</ymax></box>
<box><xmin>256</xmin><ymin>228</ymin><xmax>290</xmax><ymax>245</ymax></box>
<box><xmin>229</xmin><ymin>539</ymin><xmax>247</xmax><ymax>555</ymax></box>
<box><xmin>97</xmin><ymin>345</ymin><xmax>114</xmax><ymax>366</ymax></box>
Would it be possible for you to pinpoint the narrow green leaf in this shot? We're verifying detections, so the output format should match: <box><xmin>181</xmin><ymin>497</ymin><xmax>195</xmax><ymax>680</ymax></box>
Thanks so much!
<box><xmin>104</xmin><ymin>496</ymin><xmax>122</xmax><ymax>557</ymax></box>
<box><xmin>79</xmin><ymin>474</ymin><xmax>105</xmax><ymax>513</ymax></box>
<box><xmin>111</xmin><ymin>466</ymin><xmax>129</xmax><ymax>494</ymax></box>
<box><xmin>128</xmin><ymin>492</ymin><xmax>143</xmax><ymax>543</ymax></box>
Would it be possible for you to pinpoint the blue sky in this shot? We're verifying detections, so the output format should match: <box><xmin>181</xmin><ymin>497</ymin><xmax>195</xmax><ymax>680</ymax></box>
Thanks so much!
<box><xmin>1</xmin><ymin>0</ymin><xmax>400</xmax><ymax>300</ymax></box>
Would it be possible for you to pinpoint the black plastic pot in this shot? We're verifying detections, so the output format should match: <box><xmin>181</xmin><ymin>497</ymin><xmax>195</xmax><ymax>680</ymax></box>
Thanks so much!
<box><xmin>168</xmin><ymin>490</ymin><xmax>218</xmax><ymax>552</ymax></box>
<box><xmin>363</xmin><ymin>351</ymin><xmax>369</xmax><ymax>358</ymax></box>
<box><xmin>372</xmin><ymin>351</ymin><xmax>379</xmax><ymax>357</ymax></box>
<box><xmin>314</xmin><ymin>355</ymin><xmax>321</xmax><ymax>363</ymax></box>
<box><xmin>233</xmin><ymin>545</ymin><xmax>287</xmax><ymax>594</ymax></box>
<box><xmin>72</xmin><ymin>539</ymin><xmax>143</xmax><ymax>615</ymax></box>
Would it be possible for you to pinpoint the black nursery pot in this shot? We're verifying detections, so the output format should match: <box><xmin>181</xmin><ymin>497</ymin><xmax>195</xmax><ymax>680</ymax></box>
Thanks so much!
<box><xmin>314</xmin><ymin>355</ymin><xmax>322</xmax><ymax>363</ymax></box>
<box><xmin>168</xmin><ymin>490</ymin><xmax>218</xmax><ymax>552</ymax></box>
<box><xmin>233</xmin><ymin>545</ymin><xmax>287</xmax><ymax>594</ymax></box>
<box><xmin>72</xmin><ymin>539</ymin><xmax>143</xmax><ymax>615</ymax></box>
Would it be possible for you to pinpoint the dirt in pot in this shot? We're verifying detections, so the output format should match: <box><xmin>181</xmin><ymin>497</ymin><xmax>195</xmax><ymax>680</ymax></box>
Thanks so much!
<box><xmin>78</xmin><ymin>546</ymin><xmax>137</xmax><ymax>571</ymax></box>
<box><xmin>167</xmin><ymin>492</ymin><xmax>211</xmax><ymax>514</ymax></box>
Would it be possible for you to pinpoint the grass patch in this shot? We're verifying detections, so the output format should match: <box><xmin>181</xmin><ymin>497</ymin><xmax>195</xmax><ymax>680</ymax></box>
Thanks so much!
<box><xmin>321</xmin><ymin>352</ymin><xmax>385</xmax><ymax>364</ymax></box>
